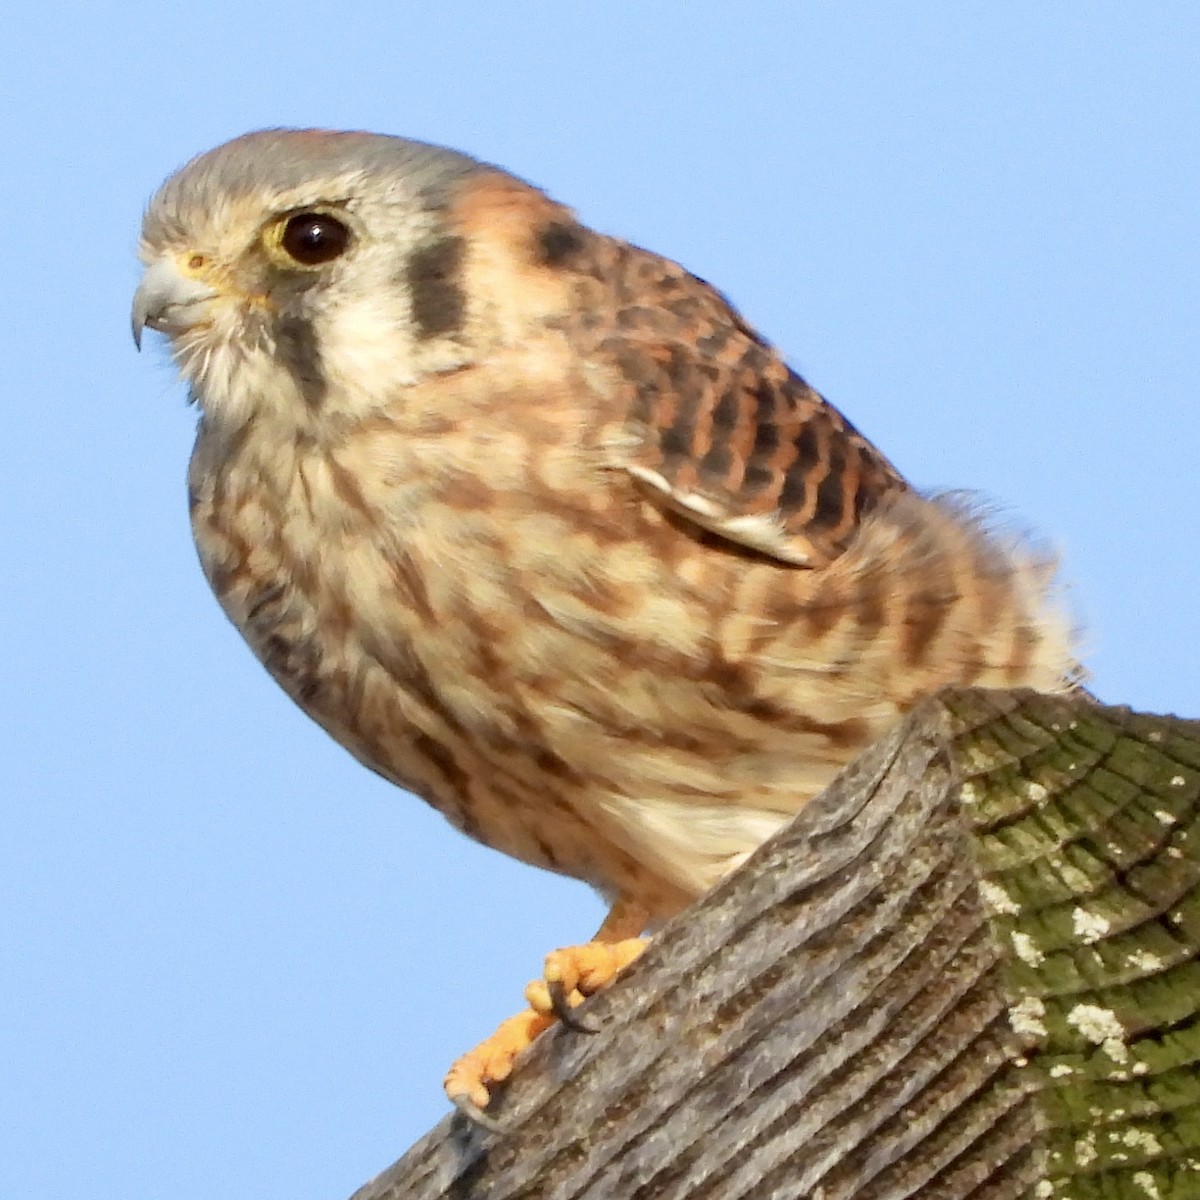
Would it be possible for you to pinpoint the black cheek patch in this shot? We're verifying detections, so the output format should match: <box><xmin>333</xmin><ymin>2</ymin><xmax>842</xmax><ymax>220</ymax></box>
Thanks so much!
<box><xmin>275</xmin><ymin>316</ymin><xmax>327</xmax><ymax>408</ymax></box>
<box><xmin>406</xmin><ymin>236</ymin><xmax>466</xmax><ymax>340</ymax></box>
<box><xmin>535</xmin><ymin>221</ymin><xmax>587</xmax><ymax>267</ymax></box>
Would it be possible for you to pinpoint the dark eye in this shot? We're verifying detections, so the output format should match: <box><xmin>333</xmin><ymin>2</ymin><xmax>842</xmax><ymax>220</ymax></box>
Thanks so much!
<box><xmin>279</xmin><ymin>212</ymin><xmax>351</xmax><ymax>266</ymax></box>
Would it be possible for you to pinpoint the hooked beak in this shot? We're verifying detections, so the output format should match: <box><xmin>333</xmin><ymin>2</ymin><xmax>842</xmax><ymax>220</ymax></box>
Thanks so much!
<box><xmin>131</xmin><ymin>258</ymin><xmax>220</xmax><ymax>350</ymax></box>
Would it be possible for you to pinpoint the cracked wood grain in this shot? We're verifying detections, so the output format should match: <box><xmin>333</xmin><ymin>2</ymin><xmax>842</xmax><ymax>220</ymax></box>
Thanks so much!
<box><xmin>347</xmin><ymin>689</ymin><xmax>1200</xmax><ymax>1200</ymax></box>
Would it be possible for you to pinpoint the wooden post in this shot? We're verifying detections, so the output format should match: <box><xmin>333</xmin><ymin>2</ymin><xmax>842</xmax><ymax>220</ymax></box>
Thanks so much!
<box><xmin>348</xmin><ymin>689</ymin><xmax>1200</xmax><ymax>1200</ymax></box>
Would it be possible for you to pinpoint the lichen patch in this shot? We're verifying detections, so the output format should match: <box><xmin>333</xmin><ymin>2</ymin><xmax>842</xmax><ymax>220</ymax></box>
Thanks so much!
<box><xmin>1067</xmin><ymin>1003</ymin><xmax>1129</xmax><ymax>1063</ymax></box>
<box><xmin>1072</xmin><ymin>906</ymin><xmax>1111</xmax><ymax>943</ymax></box>
<box><xmin>980</xmin><ymin>879</ymin><xmax>1021</xmax><ymax>916</ymax></box>
<box><xmin>1126</xmin><ymin>949</ymin><xmax>1163</xmax><ymax>973</ymax></box>
<box><xmin>1012</xmin><ymin>931</ymin><xmax>1046</xmax><ymax>966</ymax></box>
<box><xmin>1010</xmin><ymin>995</ymin><xmax>1048</xmax><ymax>1038</ymax></box>
<box><xmin>1133</xmin><ymin>1171</ymin><xmax>1162</xmax><ymax>1199</ymax></box>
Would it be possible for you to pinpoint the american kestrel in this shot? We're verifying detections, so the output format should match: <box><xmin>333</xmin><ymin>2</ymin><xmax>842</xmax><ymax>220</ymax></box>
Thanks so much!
<box><xmin>132</xmin><ymin>129</ymin><xmax>1078</xmax><ymax>1117</ymax></box>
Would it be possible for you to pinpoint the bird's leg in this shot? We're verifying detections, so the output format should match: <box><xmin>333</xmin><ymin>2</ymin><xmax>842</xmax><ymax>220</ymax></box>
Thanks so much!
<box><xmin>444</xmin><ymin>897</ymin><xmax>651</xmax><ymax>1120</ymax></box>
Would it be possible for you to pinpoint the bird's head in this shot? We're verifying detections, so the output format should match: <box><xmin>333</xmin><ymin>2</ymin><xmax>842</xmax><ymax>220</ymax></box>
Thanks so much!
<box><xmin>133</xmin><ymin>128</ymin><xmax>587</xmax><ymax>431</ymax></box>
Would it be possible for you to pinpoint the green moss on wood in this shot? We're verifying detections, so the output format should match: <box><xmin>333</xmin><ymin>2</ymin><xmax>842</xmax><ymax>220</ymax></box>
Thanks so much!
<box><xmin>940</xmin><ymin>692</ymin><xmax>1200</xmax><ymax>1199</ymax></box>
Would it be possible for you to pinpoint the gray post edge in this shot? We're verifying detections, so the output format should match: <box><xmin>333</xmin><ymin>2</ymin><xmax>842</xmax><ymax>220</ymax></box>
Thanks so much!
<box><xmin>347</xmin><ymin>689</ymin><xmax>1200</xmax><ymax>1200</ymax></box>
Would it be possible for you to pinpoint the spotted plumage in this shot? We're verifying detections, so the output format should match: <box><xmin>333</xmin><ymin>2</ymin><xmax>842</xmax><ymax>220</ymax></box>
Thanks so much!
<box><xmin>133</xmin><ymin>128</ymin><xmax>1080</xmax><ymax>1110</ymax></box>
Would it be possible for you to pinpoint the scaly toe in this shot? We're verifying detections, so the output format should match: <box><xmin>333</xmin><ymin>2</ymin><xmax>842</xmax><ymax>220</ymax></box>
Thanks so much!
<box><xmin>547</xmin><ymin>938</ymin><xmax>648</xmax><ymax>998</ymax></box>
<box><xmin>443</xmin><ymin>929</ymin><xmax>649</xmax><ymax>1118</ymax></box>
<box><xmin>443</xmin><ymin>1007</ymin><xmax>555</xmax><ymax>1119</ymax></box>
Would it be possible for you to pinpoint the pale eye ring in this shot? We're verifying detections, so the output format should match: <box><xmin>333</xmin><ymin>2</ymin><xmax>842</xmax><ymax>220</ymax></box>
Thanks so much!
<box><xmin>279</xmin><ymin>212</ymin><xmax>351</xmax><ymax>266</ymax></box>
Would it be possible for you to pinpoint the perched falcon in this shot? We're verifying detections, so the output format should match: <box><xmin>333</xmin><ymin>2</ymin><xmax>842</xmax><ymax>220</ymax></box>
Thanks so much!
<box><xmin>133</xmin><ymin>129</ymin><xmax>1078</xmax><ymax>1116</ymax></box>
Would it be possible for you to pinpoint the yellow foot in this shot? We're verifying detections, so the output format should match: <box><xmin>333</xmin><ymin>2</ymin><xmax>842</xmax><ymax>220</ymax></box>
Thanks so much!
<box><xmin>443</xmin><ymin>900</ymin><xmax>651</xmax><ymax>1122</ymax></box>
<box><xmin>444</xmin><ymin>1006</ymin><xmax>556</xmax><ymax>1121</ymax></box>
<box><xmin>525</xmin><ymin>937</ymin><xmax>648</xmax><ymax>1030</ymax></box>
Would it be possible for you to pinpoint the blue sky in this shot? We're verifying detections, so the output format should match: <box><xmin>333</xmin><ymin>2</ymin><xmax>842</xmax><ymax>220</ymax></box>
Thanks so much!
<box><xmin>3</xmin><ymin>4</ymin><xmax>1197</xmax><ymax>1198</ymax></box>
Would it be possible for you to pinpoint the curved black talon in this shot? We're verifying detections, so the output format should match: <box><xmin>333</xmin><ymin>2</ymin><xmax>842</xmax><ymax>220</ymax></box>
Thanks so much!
<box><xmin>548</xmin><ymin>978</ymin><xmax>600</xmax><ymax>1033</ymax></box>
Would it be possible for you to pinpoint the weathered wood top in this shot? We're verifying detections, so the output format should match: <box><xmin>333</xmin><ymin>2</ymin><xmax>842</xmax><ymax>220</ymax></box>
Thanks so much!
<box><xmin>348</xmin><ymin>690</ymin><xmax>1200</xmax><ymax>1200</ymax></box>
